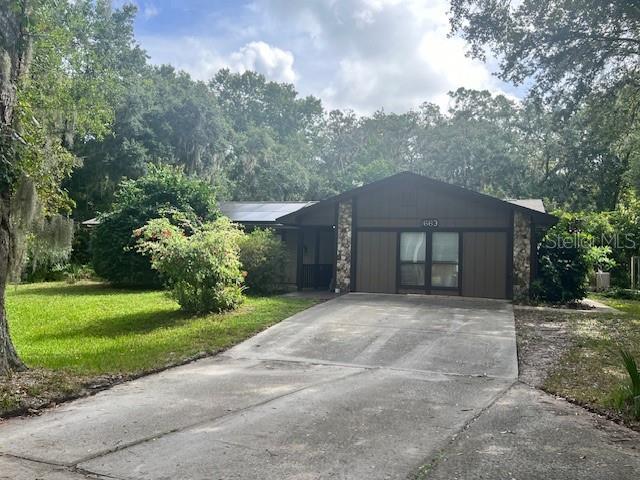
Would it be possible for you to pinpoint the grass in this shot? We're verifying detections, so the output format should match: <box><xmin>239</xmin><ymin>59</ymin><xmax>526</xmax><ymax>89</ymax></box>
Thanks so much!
<box><xmin>1</xmin><ymin>281</ymin><xmax>315</xmax><ymax>415</ymax></box>
<box><xmin>540</xmin><ymin>295</ymin><xmax>640</xmax><ymax>428</ymax></box>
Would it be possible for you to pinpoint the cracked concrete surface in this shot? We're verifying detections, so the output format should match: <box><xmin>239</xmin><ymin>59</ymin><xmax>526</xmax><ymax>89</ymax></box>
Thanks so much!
<box><xmin>0</xmin><ymin>293</ymin><xmax>637</xmax><ymax>479</ymax></box>
<box><xmin>421</xmin><ymin>383</ymin><xmax>640</xmax><ymax>480</ymax></box>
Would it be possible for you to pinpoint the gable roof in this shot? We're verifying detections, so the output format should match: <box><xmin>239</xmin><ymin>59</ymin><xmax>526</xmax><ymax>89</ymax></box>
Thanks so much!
<box><xmin>276</xmin><ymin>171</ymin><xmax>557</xmax><ymax>225</ymax></box>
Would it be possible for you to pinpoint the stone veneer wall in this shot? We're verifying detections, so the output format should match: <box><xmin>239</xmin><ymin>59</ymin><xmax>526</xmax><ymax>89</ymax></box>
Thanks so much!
<box><xmin>513</xmin><ymin>211</ymin><xmax>531</xmax><ymax>300</ymax></box>
<box><xmin>335</xmin><ymin>200</ymin><xmax>353</xmax><ymax>292</ymax></box>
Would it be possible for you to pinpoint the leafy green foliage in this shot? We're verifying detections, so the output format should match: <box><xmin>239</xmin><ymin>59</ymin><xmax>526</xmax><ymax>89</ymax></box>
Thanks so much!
<box><xmin>21</xmin><ymin>216</ymin><xmax>74</xmax><ymax>283</ymax></box>
<box><xmin>558</xmin><ymin>204</ymin><xmax>640</xmax><ymax>287</ymax></box>
<box><xmin>68</xmin><ymin>65</ymin><xmax>229</xmax><ymax>219</ymax></box>
<box><xmin>211</xmin><ymin>69</ymin><xmax>322</xmax><ymax>143</ymax></box>
<box><xmin>91</xmin><ymin>165</ymin><xmax>217</xmax><ymax>287</ymax></box>
<box><xmin>92</xmin><ymin>210</ymin><xmax>161</xmax><ymax>287</ymax></box>
<box><xmin>239</xmin><ymin>229</ymin><xmax>288</xmax><ymax>295</ymax></box>
<box><xmin>448</xmin><ymin>0</ymin><xmax>640</xmax><ymax>207</ymax></box>
<box><xmin>63</xmin><ymin>55</ymin><xmax>640</xmax><ymax>216</ymax></box>
<box><xmin>616</xmin><ymin>349</ymin><xmax>640</xmax><ymax>419</ymax></box>
<box><xmin>136</xmin><ymin>217</ymin><xmax>244</xmax><ymax>313</ymax></box>
<box><xmin>449</xmin><ymin>0</ymin><xmax>640</xmax><ymax>104</ymax></box>
<box><xmin>62</xmin><ymin>264</ymin><xmax>96</xmax><ymax>285</ymax></box>
<box><xmin>532</xmin><ymin>214</ymin><xmax>590</xmax><ymax>303</ymax></box>
<box><xmin>600</xmin><ymin>288</ymin><xmax>640</xmax><ymax>301</ymax></box>
<box><xmin>12</xmin><ymin>0</ymin><xmax>146</xmax><ymax>215</ymax></box>
<box><xmin>210</xmin><ymin>69</ymin><xmax>322</xmax><ymax>201</ymax></box>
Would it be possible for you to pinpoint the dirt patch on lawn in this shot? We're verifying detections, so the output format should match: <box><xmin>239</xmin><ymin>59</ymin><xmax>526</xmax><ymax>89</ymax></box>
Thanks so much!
<box><xmin>0</xmin><ymin>369</ymin><xmax>122</xmax><ymax>418</ymax></box>
<box><xmin>1</xmin><ymin>345</ymin><xmax>264</xmax><ymax>419</ymax></box>
<box><xmin>514</xmin><ymin>306</ymin><xmax>640</xmax><ymax>432</ymax></box>
<box><xmin>514</xmin><ymin>308</ymin><xmax>574</xmax><ymax>388</ymax></box>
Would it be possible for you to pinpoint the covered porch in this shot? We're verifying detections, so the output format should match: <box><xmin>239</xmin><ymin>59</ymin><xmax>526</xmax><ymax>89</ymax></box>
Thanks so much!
<box><xmin>294</xmin><ymin>226</ymin><xmax>336</xmax><ymax>291</ymax></box>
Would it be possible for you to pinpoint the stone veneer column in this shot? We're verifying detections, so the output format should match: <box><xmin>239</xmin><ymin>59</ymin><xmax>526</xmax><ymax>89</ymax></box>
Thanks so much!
<box><xmin>335</xmin><ymin>199</ymin><xmax>353</xmax><ymax>292</ymax></box>
<box><xmin>512</xmin><ymin>211</ymin><xmax>531</xmax><ymax>301</ymax></box>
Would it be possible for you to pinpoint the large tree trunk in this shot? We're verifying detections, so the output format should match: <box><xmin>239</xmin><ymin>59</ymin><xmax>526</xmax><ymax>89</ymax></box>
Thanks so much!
<box><xmin>0</xmin><ymin>189</ymin><xmax>24</xmax><ymax>374</ymax></box>
<box><xmin>0</xmin><ymin>0</ymin><xmax>32</xmax><ymax>375</ymax></box>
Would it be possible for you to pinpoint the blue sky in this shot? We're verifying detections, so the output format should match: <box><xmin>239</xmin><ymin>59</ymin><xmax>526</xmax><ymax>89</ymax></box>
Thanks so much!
<box><xmin>126</xmin><ymin>0</ymin><xmax>521</xmax><ymax>114</ymax></box>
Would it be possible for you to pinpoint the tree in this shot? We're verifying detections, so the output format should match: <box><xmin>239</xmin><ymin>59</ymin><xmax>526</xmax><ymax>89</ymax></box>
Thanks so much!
<box><xmin>68</xmin><ymin>65</ymin><xmax>229</xmax><ymax>219</ymax></box>
<box><xmin>417</xmin><ymin>89</ymin><xmax>531</xmax><ymax>198</ymax></box>
<box><xmin>1</xmin><ymin>0</ymin><xmax>34</xmax><ymax>373</ymax></box>
<box><xmin>448</xmin><ymin>0</ymin><xmax>640</xmax><ymax>205</ymax></box>
<box><xmin>211</xmin><ymin>69</ymin><xmax>322</xmax><ymax>201</ymax></box>
<box><xmin>92</xmin><ymin>164</ymin><xmax>218</xmax><ymax>287</ymax></box>
<box><xmin>449</xmin><ymin>0</ymin><xmax>640</xmax><ymax>105</ymax></box>
<box><xmin>211</xmin><ymin>69</ymin><xmax>322</xmax><ymax>142</ymax></box>
<box><xmin>0</xmin><ymin>0</ymin><xmax>144</xmax><ymax>375</ymax></box>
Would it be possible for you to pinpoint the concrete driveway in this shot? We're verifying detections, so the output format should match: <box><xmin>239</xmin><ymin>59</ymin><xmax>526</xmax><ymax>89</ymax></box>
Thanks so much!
<box><xmin>1</xmin><ymin>293</ymin><xmax>636</xmax><ymax>479</ymax></box>
<box><xmin>0</xmin><ymin>293</ymin><xmax>514</xmax><ymax>479</ymax></box>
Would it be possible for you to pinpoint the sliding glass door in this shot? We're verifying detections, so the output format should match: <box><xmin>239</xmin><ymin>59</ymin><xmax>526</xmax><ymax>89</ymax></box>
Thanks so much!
<box><xmin>399</xmin><ymin>232</ymin><xmax>426</xmax><ymax>287</ymax></box>
<box><xmin>398</xmin><ymin>231</ymin><xmax>460</xmax><ymax>291</ymax></box>
<box><xmin>431</xmin><ymin>232</ymin><xmax>459</xmax><ymax>289</ymax></box>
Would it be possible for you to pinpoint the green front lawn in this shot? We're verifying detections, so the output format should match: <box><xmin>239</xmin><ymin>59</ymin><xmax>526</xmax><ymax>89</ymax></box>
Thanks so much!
<box><xmin>1</xmin><ymin>282</ymin><xmax>315</xmax><ymax>415</ymax></box>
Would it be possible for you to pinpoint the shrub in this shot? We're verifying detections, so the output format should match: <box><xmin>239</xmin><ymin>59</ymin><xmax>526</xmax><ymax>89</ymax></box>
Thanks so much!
<box><xmin>63</xmin><ymin>264</ymin><xmax>97</xmax><ymax>284</ymax></box>
<box><xmin>70</xmin><ymin>225</ymin><xmax>92</xmax><ymax>266</ymax></box>
<box><xmin>532</xmin><ymin>213</ymin><xmax>590</xmax><ymax>303</ymax></box>
<box><xmin>136</xmin><ymin>217</ymin><xmax>245</xmax><ymax>313</ymax></box>
<box><xmin>239</xmin><ymin>228</ymin><xmax>288</xmax><ymax>295</ymax></box>
<box><xmin>572</xmin><ymin>203</ymin><xmax>640</xmax><ymax>287</ymax></box>
<box><xmin>92</xmin><ymin>209</ymin><xmax>163</xmax><ymax>287</ymax></box>
<box><xmin>600</xmin><ymin>288</ymin><xmax>640</xmax><ymax>300</ymax></box>
<box><xmin>610</xmin><ymin>349</ymin><xmax>640</xmax><ymax>420</ymax></box>
<box><xmin>91</xmin><ymin>165</ymin><xmax>217</xmax><ymax>287</ymax></box>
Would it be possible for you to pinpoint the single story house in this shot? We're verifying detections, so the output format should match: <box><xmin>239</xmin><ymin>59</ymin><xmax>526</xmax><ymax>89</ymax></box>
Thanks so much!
<box><xmin>83</xmin><ymin>171</ymin><xmax>556</xmax><ymax>299</ymax></box>
<box><xmin>220</xmin><ymin>172</ymin><xmax>557</xmax><ymax>300</ymax></box>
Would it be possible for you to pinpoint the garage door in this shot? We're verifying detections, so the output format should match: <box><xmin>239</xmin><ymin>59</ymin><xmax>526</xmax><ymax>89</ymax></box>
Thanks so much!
<box><xmin>356</xmin><ymin>232</ymin><xmax>397</xmax><ymax>293</ymax></box>
<box><xmin>461</xmin><ymin>232</ymin><xmax>508</xmax><ymax>299</ymax></box>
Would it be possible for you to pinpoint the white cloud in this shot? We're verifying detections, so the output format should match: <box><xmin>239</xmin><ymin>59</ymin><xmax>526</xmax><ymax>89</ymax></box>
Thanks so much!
<box><xmin>251</xmin><ymin>0</ymin><xmax>510</xmax><ymax>113</ymax></box>
<box><xmin>229</xmin><ymin>41</ymin><xmax>297</xmax><ymax>83</ymax></box>
<box><xmin>140</xmin><ymin>37</ymin><xmax>297</xmax><ymax>84</ymax></box>
<box><xmin>137</xmin><ymin>0</ymin><xmax>516</xmax><ymax>113</ymax></box>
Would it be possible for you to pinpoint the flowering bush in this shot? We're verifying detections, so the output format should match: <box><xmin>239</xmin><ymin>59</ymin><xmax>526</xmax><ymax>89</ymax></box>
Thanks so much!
<box><xmin>91</xmin><ymin>164</ymin><xmax>217</xmax><ymax>287</ymax></box>
<box><xmin>136</xmin><ymin>217</ymin><xmax>244</xmax><ymax>313</ymax></box>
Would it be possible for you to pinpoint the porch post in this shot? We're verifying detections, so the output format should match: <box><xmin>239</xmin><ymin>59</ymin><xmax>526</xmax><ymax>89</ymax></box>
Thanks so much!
<box><xmin>512</xmin><ymin>211</ymin><xmax>532</xmax><ymax>300</ymax></box>
<box><xmin>335</xmin><ymin>199</ymin><xmax>353</xmax><ymax>293</ymax></box>
<box><xmin>296</xmin><ymin>228</ymin><xmax>304</xmax><ymax>291</ymax></box>
<box><xmin>313</xmin><ymin>228</ymin><xmax>320</xmax><ymax>289</ymax></box>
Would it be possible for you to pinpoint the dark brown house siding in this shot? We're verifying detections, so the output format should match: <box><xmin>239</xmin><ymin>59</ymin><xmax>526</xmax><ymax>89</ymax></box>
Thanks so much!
<box><xmin>356</xmin><ymin>177</ymin><xmax>509</xmax><ymax>229</ymax></box>
<box><xmin>276</xmin><ymin>172</ymin><xmax>556</xmax><ymax>299</ymax></box>
<box><xmin>350</xmin><ymin>177</ymin><xmax>512</xmax><ymax>297</ymax></box>
<box><xmin>462</xmin><ymin>232</ymin><xmax>508</xmax><ymax>299</ymax></box>
<box><xmin>356</xmin><ymin>232</ymin><xmax>397</xmax><ymax>293</ymax></box>
<box><xmin>296</xmin><ymin>205</ymin><xmax>335</xmax><ymax>226</ymax></box>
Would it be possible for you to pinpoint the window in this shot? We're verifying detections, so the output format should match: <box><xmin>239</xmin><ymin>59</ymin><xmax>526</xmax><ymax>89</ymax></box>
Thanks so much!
<box><xmin>400</xmin><ymin>232</ymin><xmax>426</xmax><ymax>286</ymax></box>
<box><xmin>431</xmin><ymin>232</ymin><xmax>459</xmax><ymax>288</ymax></box>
